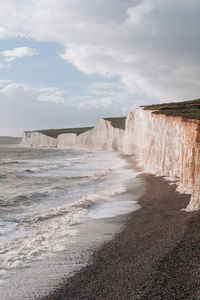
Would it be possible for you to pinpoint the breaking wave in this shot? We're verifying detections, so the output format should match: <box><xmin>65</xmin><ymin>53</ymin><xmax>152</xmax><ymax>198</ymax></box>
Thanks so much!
<box><xmin>0</xmin><ymin>160</ymin><xmax>21</xmax><ymax>165</ymax></box>
<box><xmin>25</xmin><ymin>164</ymin><xmax>59</xmax><ymax>173</ymax></box>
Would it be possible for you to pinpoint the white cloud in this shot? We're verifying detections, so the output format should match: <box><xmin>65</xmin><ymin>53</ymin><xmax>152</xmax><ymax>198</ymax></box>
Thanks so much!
<box><xmin>1</xmin><ymin>47</ymin><xmax>38</xmax><ymax>62</ymax></box>
<box><xmin>125</xmin><ymin>1</ymin><xmax>153</xmax><ymax>26</ymax></box>
<box><xmin>37</xmin><ymin>87</ymin><xmax>66</xmax><ymax>104</ymax></box>
<box><xmin>1</xmin><ymin>82</ymin><xmax>29</xmax><ymax>94</ymax></box>
<box><xmin>1</xmin><ymin>82</ymin><xmax>66</xmax><ymax>104</ymax></box>
<box><xmin>87</xmin><ymin>81</ymin><xmax>121</xmax><ymax>96</ymax></box>
<box><xmin>1</xmin><ymin>0</ymin><xmax>200</xmax><ymax>101</ymax></box>
<box><xmin>0</xmin><ymin>80</ymin><xmax>127</xmax><ymax>136</ymax></box>
<box><xmin>0</xmin><ymin>26</ymin><xmax>9</xmax><ymax>38</ymax></box>
<box><xmin>69</xmin><ymin>96</ymin><xmax>114</xmax><ymax>109</ymax></box>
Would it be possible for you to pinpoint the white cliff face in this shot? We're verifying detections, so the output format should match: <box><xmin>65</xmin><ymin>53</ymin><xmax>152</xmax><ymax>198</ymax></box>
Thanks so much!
<box><xmin>21</xmin><ymin>119</ymin><xmax>125</xmax><ymax>151</ymax></box>
<box><xmin>21</xmin><ymin>132</ymin><xmax>57</xmax><ymax>148</ymax></box>
<box><xmin>57</xmin><ymin>133</ymin><xmax>77</xmax><ymax>148</ymax></box>
<box><xmin>123</xmin><ymin>107</ymin><xmax>200</xmax><ymax>211</ymax></box>
<box><xmin>77</xmin><ymin>119</ymin><xmax>124</xmax><ymax>151</ymax></box>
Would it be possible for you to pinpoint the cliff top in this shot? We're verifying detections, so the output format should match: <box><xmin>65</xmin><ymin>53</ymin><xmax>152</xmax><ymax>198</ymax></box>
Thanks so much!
<box><xmin>26</xmin><ymin>127</ymin><xmax>94</xmax><ymax>138</ymax></box>
<box><xmin>143</xmin><ymin>98</ymin><xmax>200</xmax><ymax>121</ymax></box>
<box><xmin>103</xmin><ymin>117</ymin><xmax>126</xmax><ymax>130</ymax></box>
<box><xmin>25</xmin><ymin>117</ymin><xmax>126</xmax><ymax>138</ymax></box>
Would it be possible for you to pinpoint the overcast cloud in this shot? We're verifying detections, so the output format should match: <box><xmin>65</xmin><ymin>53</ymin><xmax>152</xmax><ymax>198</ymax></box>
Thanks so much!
<box><xmin>1</xmin><ymin>0</ymin><xmax>200</xmax><ymax>135</ymax></box>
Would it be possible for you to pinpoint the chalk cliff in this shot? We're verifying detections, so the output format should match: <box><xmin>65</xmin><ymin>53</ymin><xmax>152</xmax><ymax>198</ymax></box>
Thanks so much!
<box><xmin>21</xmin><ymin>107</ymin><xmax>200</xmax><ymax>211</ymax></box>
<box><xmin>123</xmin><ymin>107</ymin><xmax>200</xmax><ymax>211</ymax></box>
<box><xmin>21</xmin><ymin>119</ymin><xmax>125</xmax><ymax>151</ymax></box>
<box><xmin>77</xmin><ymin>119</ymin><xmax>124</xmax><ymax>151</ymax></box>
<box><xmin>57</xmin><ymin>133</ymin><xmax>77</xmax><ymax>148</ymax></box>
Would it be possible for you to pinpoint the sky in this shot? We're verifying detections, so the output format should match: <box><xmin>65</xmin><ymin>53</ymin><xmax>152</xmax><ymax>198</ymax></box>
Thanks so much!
<box><xmin>1</xmin><ymin>0</ymin><xmax>200</xmax><ymax>136</ymax></box>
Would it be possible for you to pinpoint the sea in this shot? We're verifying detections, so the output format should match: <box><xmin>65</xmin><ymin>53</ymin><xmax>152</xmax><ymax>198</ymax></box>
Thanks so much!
<box><xmin>0</xmin><ymin>136</ymin><xmax>144</xmax><ymax>300</ymax></box>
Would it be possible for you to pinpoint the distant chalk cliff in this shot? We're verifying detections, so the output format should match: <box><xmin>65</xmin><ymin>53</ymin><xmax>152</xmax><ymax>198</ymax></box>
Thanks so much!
<box><xmin>21</xmin><ymin>118</ymin><xmax>125</xmax><ymax>151</ymax></box>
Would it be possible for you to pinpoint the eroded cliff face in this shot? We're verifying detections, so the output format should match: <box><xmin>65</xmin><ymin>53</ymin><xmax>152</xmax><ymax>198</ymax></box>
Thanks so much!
<box><xmin>123</xmin><ymin>107</ymin><xmax>200</xmax><ymax>211</ymax></box>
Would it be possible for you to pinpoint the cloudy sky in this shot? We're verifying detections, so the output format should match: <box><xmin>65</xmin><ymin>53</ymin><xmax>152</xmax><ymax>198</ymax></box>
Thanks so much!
<box><xmin>1</xmin><ymin>0</ymin><xmax>200</xmax><ymax>136</ymax></box>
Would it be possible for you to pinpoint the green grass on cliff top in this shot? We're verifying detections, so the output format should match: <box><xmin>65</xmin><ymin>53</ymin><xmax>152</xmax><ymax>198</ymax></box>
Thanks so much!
<box><xmin>26</xmin><ymin>117</ymin><xmax>126</xmax><ymax>138</ymax></box>
<box><xmin>103</xmin><ymin>117</ymin><xmax>126</xmax><ymax>130</ymax></box>
<box><xmin>29</xmin><ymin>127</ymin><xmax>94</xmax><ymax>138</ymax></box>
<box><xmin>143</xmin><ymin>98</ymin><xmax>200</xmax><ymax>120</ymax></box>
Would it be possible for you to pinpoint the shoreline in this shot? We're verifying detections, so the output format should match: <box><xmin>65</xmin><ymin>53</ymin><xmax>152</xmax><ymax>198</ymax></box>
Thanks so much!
<box><xmin>42</xmin><ymin>166</ymin><xmax>200</xmax><ymax>299</ymax></box>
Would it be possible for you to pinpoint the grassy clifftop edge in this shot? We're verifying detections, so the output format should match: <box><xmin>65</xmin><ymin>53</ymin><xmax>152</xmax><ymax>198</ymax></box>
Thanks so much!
<box><xmin>143</xmin><ymin>98</ymin><xmax>200</xmax><ymax>121</ymax></box>
<box><xmin>25</xmin><ymin>117</ymin><xmax>127</xmax><ymax>138</ymax></box>
<box><xmin>103</xmin><ymin>117</ymin><xmax>126</xmax><ymax>130</ymax></box>
<box><xmin>25</xmin><ymin>127</ymin><xmax>94</xmax><ymax>138</ymax></box>
<box><xmin>142</xmin><ymin>99</ymin><xmax>200</xmax><ymax>120</ymax></box>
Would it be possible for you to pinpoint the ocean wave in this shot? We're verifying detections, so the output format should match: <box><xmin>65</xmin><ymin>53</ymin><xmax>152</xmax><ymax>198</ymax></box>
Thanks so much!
<box><xmin>20</xmin><ymin>182</ymin><xmax>127</xmax><ymax>224</ymax></box>
<box><xmin>63</xmin><ymin>161</ymin><xmax>71</xmax><ymax>167</ymax></box>
<box><xmin>25</xmin><ymin>164</ymin><xmax>59</xmax><ymax>173</ymax></box>
<box><xmin>0</xmin><ymin>150</ymin><xmax>134</xmax><ymax>276</ymax></box>
<box><xmin>2</xmin><ymin>190</ymin><xmax>50</xmax><ymax>208</ymax></box>
<box><xmin>0</xmin><ymin>160</ymin><xmax>21</xmax><ymax>166</ymax></box>
<box><xmin>90</xmin><ymin>168</ymin><xmax>112</xmax><ymax>178</ymax></box>
<box><xmin>60</xmin><ymin>168</ymin><xmax>113</xmax><ymax>182</ymax></box>
<box><xmin>65</xmin><ymin>155</ymin><xmax>90</xmax><ymax>163</ymax></box>
<box><xmin>0</xmin><ymin>170</ymin><xmax>16</xmax><ymax>179</ymax></box>
<box><xmin>0</xmin><ymin>209</ymin><xmax>82</xmax><ymax>271</ymax></box>
<box><xmin>0</xmin><ymin>182</ymin><xmax>127</xmax><ymax>272</ymax></box>
<box><xmin>0</xmin><ymin>174</ymin><xmax>8</xmax><ymax>179</ymax></box>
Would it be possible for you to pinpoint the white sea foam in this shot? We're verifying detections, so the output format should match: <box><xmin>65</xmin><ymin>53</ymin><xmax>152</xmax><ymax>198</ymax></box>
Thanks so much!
<box><xmin>87</xmin><ymin>200</ymin><xmax>140</xmax><ymax>219</ymax></box>
<box><xmin>64</xmin><ymin>154</ymin><xmax>91</xmax><ymax>163</ymax></box>
<box><xmin>0</xmin><ymin>210</ymin><xmax>82</xmax><ymax>270</ymax></box>
<box><xmin>0</xmin><ymin>180</ymin><xmax>128</xmax><ymax>272</ymax></box>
